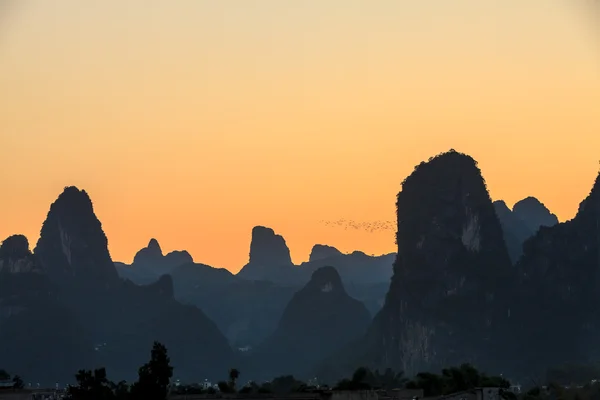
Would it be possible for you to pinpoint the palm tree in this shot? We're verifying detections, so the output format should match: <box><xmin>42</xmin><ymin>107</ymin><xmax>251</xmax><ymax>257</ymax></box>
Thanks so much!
<box><xmin>229</xmin><ymin>368</ymin><xmax>240</xmax><ymax>391</ymax></box>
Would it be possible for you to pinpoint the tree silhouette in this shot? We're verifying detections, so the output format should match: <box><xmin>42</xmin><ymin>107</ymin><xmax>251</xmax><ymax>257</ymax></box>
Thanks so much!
<box><xmin>130</xmin><ymin>342</ymin><xmax>173</xmax><ymax>400</ymax></box>
<box><xmin>228</xmin><ymin>368</ymin><xmax>240</xmax><ymax>391</ymax></box>
<box><xmin>66</xmin><ymin>368</ymin><xmax>115</xmax><ymax>400</ymax></box>
<box><xmin>217</xmin><ymin>381</ymin><xmax>234</xmax><ymax>393</ymax></box>
<box><xmin>12</xmin><ymin>375</ymin><xmax>24</xmax><ymax>390</ymax></box>
<box><xmin>335</xmin><ymin>367</ymin><xmax>373</xmax><ymax>390</ymax></box>
<box><xmin>404</xmin><ymin>364</ymin><xmax>510</xmax><ymax>397</ymax></box>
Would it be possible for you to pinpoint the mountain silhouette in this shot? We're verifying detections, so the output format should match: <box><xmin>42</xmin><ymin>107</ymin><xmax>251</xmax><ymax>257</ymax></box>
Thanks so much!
<box><xmin>113</xmin><ymin>227</ymin><xmax>394</xmax><ymax>347</ymax></box>
<box><xmin>237</xmin><ymin>226</ymin><xmax>303</xmax><ymax>284</ymax></box>
<box><xmin>6</xmin><ymin>152</ymin><xmax>599</xmax><ymax>385</ymax></box>
<box><xmin>115</xmin><ymin>238</ymin><xmax>193</xmax><ymax>284</ymax></box>
<box><xmin>319</xmin><ymin>150</ymin><xmax>513</xmax><ymax>380</ymax></box>
<box><xmin>252</xmin><ymin>266</ymin><xmax>371</xmax><ymax>381</ymax></box>
<box><xmin>511</xmin><ymin>173</ymin><xmax>600</xmax><ymax>376</ymax></box>
<box><xmin>1</xmin><ymin>186</ymin><xmax>234</xmax><ymax>385</ymax></box>
<box><xmin>494</xmin><ymin>197</ymin><xmax>558</xmax><ymax>263</ymax></box>
<box><xmin>0</xmin><ymin>234</ymin><xmax>94</xmax><ymax>384</ymax></box>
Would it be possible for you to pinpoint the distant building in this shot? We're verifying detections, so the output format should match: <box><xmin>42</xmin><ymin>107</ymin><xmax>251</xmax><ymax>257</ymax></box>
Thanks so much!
<box><xmin>0</xmin><ymin>380</ymin><xmax>14</xmax><ymax>389</ymax></box>
<box><xmin>508</xmin><ymin>385</ymin><xmax>521</xmax><ymax>394</ymax></box>
<box><xmin>438</xmin><ymin>387</ymin><xmax>504</xmax><ymax>400</ymax></box>
<box><xmin>382</xmin><ymin>389</ymin><xmax>424</xmax><ymax>400</ymax></box>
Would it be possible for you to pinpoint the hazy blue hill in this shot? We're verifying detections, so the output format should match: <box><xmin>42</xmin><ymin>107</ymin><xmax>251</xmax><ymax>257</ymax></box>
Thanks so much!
<box><xmin>251</xmin><ymin>266</ymin><xmax>371</xmax><ymax>381</ymax></box>
<box><xmin>493</xmin><ymin>197</ymin><xmax>559</xmax><ymax>263</ymax></box>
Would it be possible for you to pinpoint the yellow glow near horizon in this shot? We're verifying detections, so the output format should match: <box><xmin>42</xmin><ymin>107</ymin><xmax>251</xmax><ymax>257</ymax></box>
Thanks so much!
<box><xmin>1</xmin><ymin>1</ymin><xmax>599</xmax><ymax>271</ymax></box>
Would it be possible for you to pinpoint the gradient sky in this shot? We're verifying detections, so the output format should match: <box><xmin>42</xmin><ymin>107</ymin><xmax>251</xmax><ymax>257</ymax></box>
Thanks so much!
<box><xmin>1</xmin><ymin>1</ymin><xmax>599</xmax><ymax>272</ymax></box>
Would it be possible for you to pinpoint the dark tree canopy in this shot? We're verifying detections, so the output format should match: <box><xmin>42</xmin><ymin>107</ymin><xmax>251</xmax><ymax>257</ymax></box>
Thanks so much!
<box><xmin>130</xmin><ymin>342</ymin><xmax>173</xmax><ymax>400</ymax></box>
<box><xmin>66</xmin><ymin>368</ymin><xmax>115</xmax><ymax>400</ymax></box>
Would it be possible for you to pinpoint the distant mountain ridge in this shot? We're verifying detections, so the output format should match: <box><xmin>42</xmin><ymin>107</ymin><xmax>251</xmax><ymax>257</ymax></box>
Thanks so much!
<box><xmin>114</xmin><ymin>227</ymin><xmax>396</xmax><ymax>347</ymax></box>
<box><xmin>115</xmin><ymin>238</ymin><xmax>193</xmax><ymax>284</ymax></box>
<box><xmin>493</xmin><ymin>197</ymin><xmax>559</xmax><ymax>263</ymax></box>
<box><xmin>0</xmin><ymin>186</ymin><xmax>234</xmax><ymax>385</ymax></box>
<box><xmin>2</xmin><ymin>151</ymin><xmax>587</xmax><ymax>386</ymax></box>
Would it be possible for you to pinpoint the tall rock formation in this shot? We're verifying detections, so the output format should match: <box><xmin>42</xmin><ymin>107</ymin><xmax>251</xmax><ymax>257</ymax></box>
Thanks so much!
<box><xmin>364</xmin><ymin>150</ymin><xmax>512</xmax><ymax>375</ymax></box>
<box><xmin>254</xmin><ymin>266</ymin><xmax>371</xmax><ymax>380</ymax></box>
<box><xmin>513</xmin><ymin>173</ymin><xmax>600</xmax><ymax>375</ymax></box>
<box><xmin>23</xmin><ymin>186</ymin><xmax>234</xmax><ymax>383</ymax></box>
<box><xmin>34</xmin><ymin>186</ymin><xmax>119</xmax><ymax>286</ymax></box>
<box><xmin>0</xmin><ymin>235</ymin><xmax>40</xmax><ymax>273</ymax></box>
<box><xmin>237</xmin><ymin>226</ymin><xmax>303</xmax><ymax>284</ymax></box>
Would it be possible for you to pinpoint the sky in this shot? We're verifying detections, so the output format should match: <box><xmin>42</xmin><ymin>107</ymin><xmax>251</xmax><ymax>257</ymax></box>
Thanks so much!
<box><xmin>0</xmin><ymin>1</ymin><xmax>599</xmax><ymax>272</ymax></box>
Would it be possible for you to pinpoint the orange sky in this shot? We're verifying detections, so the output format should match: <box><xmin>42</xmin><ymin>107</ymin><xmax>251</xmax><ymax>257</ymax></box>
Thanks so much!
<box><xmin>1</xmin><ymin>1</ymin><xmax>599</xmax><ymax>272</ymax></box>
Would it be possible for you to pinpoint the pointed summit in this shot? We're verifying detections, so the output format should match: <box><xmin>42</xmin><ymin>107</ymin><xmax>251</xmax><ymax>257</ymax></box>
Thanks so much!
<box><xmin>130</xmin><ymin>238</ymin><xmax>193</xmax><ymax>277</ymax></box>
<box><xmin>148</xmin><ymin>238</ymin><xmax>162</xmax><ymax>253</ymax></box>
<box><xmin>34</xmin><ymin>186</ymin><xmax>118</xmax><ymax>285</ymax></box>
<box><xmin>133</xmin><ymin>238</ymin><xmax>164</xmax><ymax>265</ymax></box>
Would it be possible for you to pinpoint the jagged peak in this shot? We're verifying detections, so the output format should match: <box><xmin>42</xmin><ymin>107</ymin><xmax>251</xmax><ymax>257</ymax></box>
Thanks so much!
<box><xmin>33</xmin><ymin>186</ymin><xmax>118</xmax><ymax>284</ymax></box>
<box><xmin>148</xmin><ymin>238</ymin><xmax>161</xmax><ymax>253</ymax></box>
<box><xmin>309</xmin><ymin>244</ymin><xmax>343</xmax><ymax>262</ymax></box>
<box><xmin>133</xmin><ymin>238</ymin><xmax>164</xmax><ymax>264</ymax></box>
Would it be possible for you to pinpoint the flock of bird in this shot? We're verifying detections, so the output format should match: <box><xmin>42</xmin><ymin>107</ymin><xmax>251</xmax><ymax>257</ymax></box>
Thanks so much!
<box><xmin>318</xmin><ymin>219</ymin><xmax>395</xmax><ymax>233</ymax></box>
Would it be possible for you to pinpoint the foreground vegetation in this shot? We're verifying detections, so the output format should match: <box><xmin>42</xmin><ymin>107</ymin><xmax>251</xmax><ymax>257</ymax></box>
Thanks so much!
<box><xmin>6</xmin><ymin>342</ymin><xmax>600</xmax><ymax>400</ymax></box>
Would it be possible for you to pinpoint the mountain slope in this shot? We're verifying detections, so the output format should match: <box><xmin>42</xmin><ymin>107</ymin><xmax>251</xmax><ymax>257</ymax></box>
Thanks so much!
<box><xmin>0</xmin><ymin>235</ymin><xmax>95</xmax><ymax>385</ymax></box>
<box><xmin>362</xmin><ymin>150</ymin><xmax>512</xmax><ymax>375</ymax></box>
<box><xmin>253</xmin><ymin>266</ymin><xmax>371</xmax><ymax>380</ymax></box>
<box><xmin>512</xmin><ymin>173</ymin><xmax>600</xmax><ymax>375</ymax></box>
<box><xmin>115</xmin><ymin>238</ymin><xmax>193</xmax><ymax>285</ymax></box>
<box><xmin>170</xmin><ymin>262</ymin><xmax>296</xmax><ymax>347</ymax></box>
<box><xmin>27</xmin><ymin>186</ymin><xmax>234</xmax><ymax>383</ymax></box>
<box><xmin>237</xmin><ymin>226</ymin><xmax>304</xmax><ymax>284</ymax></box>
